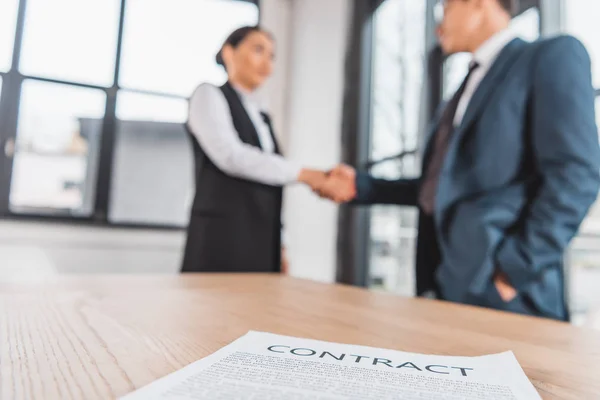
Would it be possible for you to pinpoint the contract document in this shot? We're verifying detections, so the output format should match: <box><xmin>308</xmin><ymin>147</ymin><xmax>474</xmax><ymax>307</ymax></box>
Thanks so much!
<box><xmin>120</xmin><ymin>331</ymin><xmax>541</xmax><ymax>400</ymax></box>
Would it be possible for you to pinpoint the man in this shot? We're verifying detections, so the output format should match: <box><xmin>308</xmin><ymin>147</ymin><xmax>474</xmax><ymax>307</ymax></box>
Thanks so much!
<box><xmin>320</xmin><ymin>0</ymin><xmax>600</xmax><ymax>320</ymax></box>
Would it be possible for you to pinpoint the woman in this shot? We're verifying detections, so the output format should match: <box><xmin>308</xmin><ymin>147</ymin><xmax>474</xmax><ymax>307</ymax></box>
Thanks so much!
<box><xmin>182</xmin><ymin>26</ymin><xmax>326</xmax><ymax>274</ymax></box>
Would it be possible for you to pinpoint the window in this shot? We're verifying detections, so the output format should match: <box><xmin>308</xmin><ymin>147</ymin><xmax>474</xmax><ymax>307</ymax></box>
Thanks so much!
<box><xmin>565</xmin><ymin>0</ymin><xmax>600</xmax><ymax>87</ymax></box>
<box><xmin>9</xmin><ymin>80</ymin><xmax>106</xmax><ymax>215</ymax></box>
<box><xmin>19</xmin><ymin>0</ymin><xmax>121</xmax><ymax>86</ymax></box>
<box><xmin>597</xmin><ymin>95</ymin><xmax>600</xmax><ymax>128</ymax></box>
<box><xmin>367</xmin><ymin>0</ymin><xmax>427</xmax><ymax>295</ymax></box>
<box><xmin>1</xmin><ymin>0</ymin><xmax>257</xmax><ymax>226</ymax></box>
<box><xmin>563</xmin><ymin>0</ymin><xmax>600</xmax><ymax>328</ymax></box>
<box><xmin>103</xmin><ymin>0</ymin><xmax>259</xmax><ymax>226</ymax></box>
<box><xmin>116</xmin><ymin>91</ymin><xmax>188</xmax><ymax>123</ymax></box>
<box><xmin>119</xmin><ymin>0</ymin><xmax>259</xmax><ymax>96</ymax></box>
<box><xmin>109</xmin><ymin>92</ymin><xmax>192</xmax><ymax>226</ymax></box>
<box><xmin>0</xmin><ymin>0</ymin><xmax>19</xmax><ymax>72</ymax></box>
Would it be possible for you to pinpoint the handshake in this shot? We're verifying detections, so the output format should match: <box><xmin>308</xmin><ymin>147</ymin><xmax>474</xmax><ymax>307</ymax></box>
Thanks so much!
<box><xmin>298</xmin><ymin>164</ymin><xmax>357</xmax><ymax>204</ymax></box>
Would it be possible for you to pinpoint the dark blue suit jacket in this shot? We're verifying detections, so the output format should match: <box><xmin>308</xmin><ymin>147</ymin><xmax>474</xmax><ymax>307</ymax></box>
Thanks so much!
<box><xmin>354</xmin><ymin>36</ymin><xmax>600</xmax><ymax>320</ymax></box>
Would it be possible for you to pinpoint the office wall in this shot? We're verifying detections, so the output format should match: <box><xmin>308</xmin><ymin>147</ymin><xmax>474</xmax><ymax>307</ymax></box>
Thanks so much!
<box><xmin>0</xmin><ymin>221</ymin><xmax>183</xmax><ymax>279</ymax></box>
<box><xmin>258</xmin><ymin>0</ymin><xmax>293</xmax><ymax>150</ymax></box>
<box><xmin>266</xmin><ymin>0</ymin><xmax>350</xmax><ymax>282</ymax></box>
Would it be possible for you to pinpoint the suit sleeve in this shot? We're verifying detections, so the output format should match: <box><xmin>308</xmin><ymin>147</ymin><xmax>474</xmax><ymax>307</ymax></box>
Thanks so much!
<box><xmin>353</xmin><ymin>172</ymin><xmax>420</xmax><ymax>206</ymax></box>
<box><xmin>495</xmin><ymin>36</ymin><xmax>600</xmax><ymax>290</ymax></box>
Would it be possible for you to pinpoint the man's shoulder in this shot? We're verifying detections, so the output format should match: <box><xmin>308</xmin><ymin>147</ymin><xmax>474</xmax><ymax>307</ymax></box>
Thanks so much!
<box><xmin>513</xmin><ymin>35</ymin><xmax>591</xmax><ymax>79</ymax></box>
<box><xmin>526</xmin><ymin>34</ymin><xmax>589</xmax><ymax>59</ymax></box>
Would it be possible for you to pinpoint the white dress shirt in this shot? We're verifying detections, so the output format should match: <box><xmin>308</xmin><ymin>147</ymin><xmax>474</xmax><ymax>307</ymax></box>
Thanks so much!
<box><xmin>453</xmin><ymin>29</ymin><xmax>518</xmax><ymax>126</ymax></box>
<box><xmin>187</xmin><ymin>83</ymin><xmax>301</xmax><ymax>186</ymax></box>
<box><xmin>235</xmin><ymin>84</ymin><xmax>276</xmax><ymax>153</ymax></box>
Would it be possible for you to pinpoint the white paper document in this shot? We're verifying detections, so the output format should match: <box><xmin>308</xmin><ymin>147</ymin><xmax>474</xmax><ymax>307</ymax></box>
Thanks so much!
<box><xmin>120</xmin><ymin>331</ymin><xmax>541</xmax><ymax>400</ymax></box>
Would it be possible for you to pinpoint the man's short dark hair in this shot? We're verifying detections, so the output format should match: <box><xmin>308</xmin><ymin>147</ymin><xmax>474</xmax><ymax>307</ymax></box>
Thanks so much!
<box><xmin>497</xmin><ymin>0</ymin><xmax>517</xmax><ymax>15</ymax></box>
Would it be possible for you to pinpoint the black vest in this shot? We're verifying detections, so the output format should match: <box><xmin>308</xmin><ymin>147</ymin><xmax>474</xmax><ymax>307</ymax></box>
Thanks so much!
<box><xmin>181</xmin><ymin>82</ymin><xmax>283</xmax><ymax>273</ymax></box>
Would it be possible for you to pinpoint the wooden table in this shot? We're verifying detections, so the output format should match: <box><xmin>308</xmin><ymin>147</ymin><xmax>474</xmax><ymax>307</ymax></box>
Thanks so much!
<box><xmin>1</xmin><ymin>274</ymin><xmax>599</xmax><ymax>400</ymax></box>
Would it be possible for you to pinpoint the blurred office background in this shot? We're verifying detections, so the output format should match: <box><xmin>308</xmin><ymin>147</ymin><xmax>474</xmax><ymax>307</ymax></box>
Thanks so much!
<box><xmin>0</xmin><ymin>0</ymin><xmax>598</xmax><ymax>328</ymax></box>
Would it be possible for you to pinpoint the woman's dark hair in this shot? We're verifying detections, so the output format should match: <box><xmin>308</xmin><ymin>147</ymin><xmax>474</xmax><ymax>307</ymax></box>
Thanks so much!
<box><xmin>215</xmin><ymin>25</ymin><xmax>273</xmax><ymax>69</ymax></box>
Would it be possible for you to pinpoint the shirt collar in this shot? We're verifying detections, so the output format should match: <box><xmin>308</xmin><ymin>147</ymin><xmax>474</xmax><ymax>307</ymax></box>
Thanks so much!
<box><xmin>472</xmin><ymin>28</ymin><xmax>517</xmax><ymax>68</ymax></box>
<box><xmin>231</xmin><ymin>82</ymin><xmax>260</xmax><ymax>106</ymax></box>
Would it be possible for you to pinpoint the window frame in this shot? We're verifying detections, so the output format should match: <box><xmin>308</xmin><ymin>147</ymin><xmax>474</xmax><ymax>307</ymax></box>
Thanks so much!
<box><xmin>336</xmin><ymin>0</ymin><xmax>440</xmax><ymax>287</ymax></box>
<box><xmin>0</xmin><ymin>0</ymin><xmax>260</xmax><ymax>230</ymax></box>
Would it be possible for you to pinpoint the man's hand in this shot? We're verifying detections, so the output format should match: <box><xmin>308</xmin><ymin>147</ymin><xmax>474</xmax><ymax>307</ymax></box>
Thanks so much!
<box><xmin>494</xmin><ymin>271</ymin><xmax>517</xmax><ymax>302</ymax></box>
<box><xmin>316</xmin><ymin>164</ymin><xmax>357</xmax><ymax>203</ymax></box>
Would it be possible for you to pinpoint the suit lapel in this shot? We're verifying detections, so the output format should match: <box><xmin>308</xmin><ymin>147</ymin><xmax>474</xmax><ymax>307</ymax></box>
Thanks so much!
<box><xmin>435</xmin><ymin>39</ymin><xmax>527</xmax><ymax>219</ymax></box>
<box><xmin>446</xmin><ymin>39</ymin><xmax>525</xmax><ymax>158</ymax></box>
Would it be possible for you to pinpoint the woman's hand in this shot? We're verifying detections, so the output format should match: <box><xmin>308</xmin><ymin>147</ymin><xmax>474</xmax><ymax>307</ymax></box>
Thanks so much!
<box><xmin>316</xmin><ymin>164</ymin><xmax>357</xmax><ymax>203</ymax></box>
<box><xmin>298</xmin><ymin>168</ymin><xmax>328</xmax><ymax>191</ymax></box>
<box><xmin>281</xmin><ymin>247</ymin><xmax>289</xmax><ymax>274</ymax></box>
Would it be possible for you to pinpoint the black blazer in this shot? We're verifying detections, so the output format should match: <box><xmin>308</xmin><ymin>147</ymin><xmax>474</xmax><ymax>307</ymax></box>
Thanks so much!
<box><xmin>181</xmin><ymin>82</ymin><xmax>283</xmax><ymax>273</ymax></box>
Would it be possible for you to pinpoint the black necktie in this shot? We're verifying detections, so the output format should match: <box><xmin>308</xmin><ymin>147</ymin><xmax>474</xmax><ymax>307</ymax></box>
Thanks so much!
<box><xmin>418</xmin><ymin>61</ymin><xmax>480</xmax><ymax>215</ymax></box>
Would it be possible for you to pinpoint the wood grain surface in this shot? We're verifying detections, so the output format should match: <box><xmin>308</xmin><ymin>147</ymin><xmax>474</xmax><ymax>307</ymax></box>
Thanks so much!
<box><xmin>1</xmin><ymin>274</ymin><xmax>598</xmax><ymax>399</ymax></box>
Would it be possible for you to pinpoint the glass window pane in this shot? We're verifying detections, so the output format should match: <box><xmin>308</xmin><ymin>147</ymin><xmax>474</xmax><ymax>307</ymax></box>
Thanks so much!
<box><xmin>566</xmin><ymin>1</ymin><xmax>600</xmax><ymax>328</ymax></box>
<box><xmin>570</xmin><ymin>236</ymin><xmax>600</xmax><ymax>329</ymax></box>
<box><xmin>9</xmin><ymin>80</ymin><xmax>106</xmax><ymax>215</ymax></box>
<box><xmin>597</xmin><ymin>95</ymin><xmax>600</xmax><ymax>129</ymax></box>
<box><xmin>19</xmin><ymin>0</ymin><xmax>121</xmax><ymax>86</ymax></box>
<box><xmin>109</xmin><ymin>91</ymin><xmax>192</xmax><ymax>226</ymax></box>
<box><xmin>119</xmin><ymin>0</ymin><xmax>259</xmax><ymax>96</ymax></box>
<box><xmin>367</xmin><ymin>0</ymin><xmax>426</xmax><ymax>296</ymax></box>
<box><xmin>0</xmin><ymin>0</ymin><xmax>19</xmax><ymax>72</ymax></box>
<box><xmin>578</xmin><ymin>97</ymin><xmax>600</xmax><ymax>236</ymax></box>
<box><xmin>571</xmin><ymin>97</ymin><xmax>600</xmax><ymax>329</ymax></box>
<box><xmin>565</xmin><ymin>0</ymin><xmax>600</xmax><ymax>87</ymax></box>
<box><xmin>116</xmin><ymin>91</ymin><xmax>188</xmax><ymax>123</ymax></box>
<box><xmin>444</xmin><ymin>7</ymin><xmax>540</xmax><ymax>97</ymax></box>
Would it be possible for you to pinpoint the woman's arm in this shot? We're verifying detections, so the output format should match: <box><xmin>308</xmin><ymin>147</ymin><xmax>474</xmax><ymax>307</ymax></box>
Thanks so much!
<box><xmin>188</xmin><ymin>83</ymin><xmax>312</xmax><ymax>186</ymax></box>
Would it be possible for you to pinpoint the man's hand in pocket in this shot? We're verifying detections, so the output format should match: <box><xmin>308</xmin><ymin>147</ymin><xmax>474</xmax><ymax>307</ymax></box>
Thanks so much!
<box><xmin>494</xmin><ymin>271</ymin><xmax>517</xmax><ymax>302</ymax></box>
